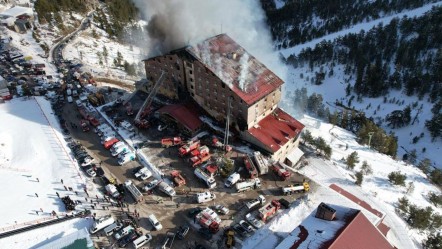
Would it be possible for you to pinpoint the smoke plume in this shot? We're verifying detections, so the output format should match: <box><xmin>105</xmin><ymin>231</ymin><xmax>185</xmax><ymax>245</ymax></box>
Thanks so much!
<box><xmin>130</xmin><ymin>0</ymin><xmax>287</xmax><ymax>80</ymax></box>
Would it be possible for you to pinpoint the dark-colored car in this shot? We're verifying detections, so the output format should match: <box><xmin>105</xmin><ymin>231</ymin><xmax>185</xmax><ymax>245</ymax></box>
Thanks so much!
<box><xmin>95</xmin><ymin>167</ymin><xmax>105</xmax><ymax>177</ymax></box>
<box><xmin>187</xmin><ymin>207</ymin><xmax>203</xmax><ymax>218</ymax></box>
<box><xmin>176</xmin><ymin>225</ymin><xmax>190</xmax><ymax>240</ymax></box>
<box><xmin>118</xmin><ymin>231</ymin><xmax>138</xmax><ymax>247</ymax></box>
<box><xmin>279</xmin><ymin>198</ymin><xmax>290</xmax><ymax>209</ymax></box>
<box><xmin>233</xmin><ymin>224</ymin><xmax>248</xmax><ymax>237</ymax></box>
<box><xmin>198</xmin><ymin>228</ymin><xmax>213</xmax><ymax>240</ymax></box>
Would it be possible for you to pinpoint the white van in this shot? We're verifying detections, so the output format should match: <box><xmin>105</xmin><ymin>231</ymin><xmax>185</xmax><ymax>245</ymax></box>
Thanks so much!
<box><xmin>89</xmin><ymin>215</ymin><xmax>114</xmax><ymax>234</ymax></box>
<box><xmin>225</xmin><ymin>172</ymin><xmax>240</xmax><ymax>188</ymax></box>
<box><xmin>148</xmin><ymin>214</ymin><xmax>162</xmax><ymax>231</ymax></box>
<box><xmin>196</xmin><ymin>191</ymin><xmax>216</xmax><ymax>204</ymax></box>
<box><xmin>67</xmin><ymin>96</ymin><xmax>73</xmax><ymax>103</ymax></box>
<box><xmin>103</xmin><ymin>222</ymin><xmax>123</xmax><ymax>236</ymax></box>
<box><xmin>133</xmin><ymin>234</ymin><xmax>152</xmax><ymax>249</ymax></box>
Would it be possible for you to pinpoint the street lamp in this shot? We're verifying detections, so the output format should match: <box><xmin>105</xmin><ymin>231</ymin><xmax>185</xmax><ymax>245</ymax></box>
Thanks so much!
<box><xmin>368</xmin><ymin>132</ymin><xmax>374</xmax><ymax>149</ymax></box>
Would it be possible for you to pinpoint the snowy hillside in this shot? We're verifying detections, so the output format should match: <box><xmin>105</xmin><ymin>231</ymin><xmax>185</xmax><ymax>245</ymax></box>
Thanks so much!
<box><xmin>62</xmin><ymin>23</ymin><xmax>145</xmax><ymax>81</ymax></box>
<box><xmin>242</xmin><ymin>114</ymin><xmax>442</xmax><ymax>249</ymax></box>
<box><xmin>278</xmin><ymin>2</ymin><xmax>442</xmax><ymax>169</ymax></box>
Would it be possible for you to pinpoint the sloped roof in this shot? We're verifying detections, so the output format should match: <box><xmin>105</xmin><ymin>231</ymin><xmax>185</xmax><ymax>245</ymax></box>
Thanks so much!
<box><xmin>158</xmin><ymin>104</ymin><xmax>202</xmax><ymax>132</ymax></box>
<box><xmin>186</xmin><ymin>34</ymin><xmax>283</xmax><ymax>105</ymax></box>
<box><xmin>247</xmin><ymin>108</ymin><xmax>304</xmax><ymax>152</ymax></box>
<box><xmin>325</xmin><ymin>211</ymin><xmax>395</xmax><ymax>249</ymax></box>
<box><xmin>276</xmin><ymin>203</ymin><xmax>394</xmax><ymax>249</ymax></box>
<box><xmin>329</xmin><ymin>184</ymin><xmax>384</xmax><ymax>218</ymax></box>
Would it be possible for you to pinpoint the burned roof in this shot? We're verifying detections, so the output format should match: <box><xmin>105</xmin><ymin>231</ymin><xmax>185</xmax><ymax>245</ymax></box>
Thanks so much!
<box><xmin>186</xmin><ymin>34</ymin><xmax>283</xmax><ymax>105</ymax></box>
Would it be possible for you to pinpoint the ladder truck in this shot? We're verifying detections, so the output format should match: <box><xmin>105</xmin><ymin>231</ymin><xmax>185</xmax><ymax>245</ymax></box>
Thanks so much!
<box><xmin>134</xmin><ymin>72</ymin><xmax>166</xmax><ymax>128</ymax></box>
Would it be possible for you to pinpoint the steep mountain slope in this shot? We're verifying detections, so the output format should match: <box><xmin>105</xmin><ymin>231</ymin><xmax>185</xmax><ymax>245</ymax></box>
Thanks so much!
<box><xmin>263</xmin><ymin>1</ymin><xmax>442</xmax><ymax>169</ymax></box>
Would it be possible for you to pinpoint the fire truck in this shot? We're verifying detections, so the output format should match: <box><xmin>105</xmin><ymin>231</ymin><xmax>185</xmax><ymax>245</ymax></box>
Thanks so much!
<box><xmin>195</xmin><ymin>207</ymin><xmax>221</xmax><ymax>233</ymax></box>
<box><xmin>170</xmin><ymin>170</ymin><xmax>186</xmax><ymax>187</ymax></box>
<box><xmin>244</xmin><ymin>156</ymin><xmax>258</xmax><ymax>179</ymax></box>
<box><xmin>161</xmin><ymin>137</ymin><xmax>182</xmax><ymax>148</ymax></box>
<box><xmin>80</xmin><ymin>119</ymin><xmax>89</xmax><ymax>132</ymax></box>
<box><xmin>189</xmin><ymin>146</ymin><xmax>211</xmax><ymax>167</ymax></box>
<box><xmin>178</xmin><ymin>140</ymin><xmax>200</xmax><ymax>157</ymax></box>
<box><xmin>258</xmin><ymin>200</ymin><xmax>281</xmax><ymax>222</ymax></box>
<box><xmin>271</xmin><ymin>162</ymin><xmax>291</xmax><ymax>180</ymax></box>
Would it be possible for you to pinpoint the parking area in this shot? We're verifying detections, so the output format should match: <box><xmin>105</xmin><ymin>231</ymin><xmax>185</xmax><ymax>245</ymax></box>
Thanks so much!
<box><xmin>58</xmin><ymin>85</ymin><xmax>314</xmax><ymax>248</ymax></box>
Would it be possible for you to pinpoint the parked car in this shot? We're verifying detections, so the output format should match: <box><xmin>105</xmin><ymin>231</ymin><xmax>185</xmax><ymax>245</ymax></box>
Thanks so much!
<box><xmin>95</xmin><ymin>167</ymin><xmax>105</xmax><ymax>177</ymax></box>
<box><xmin>233</xmin><ymin>224</ymin><xmax>248</xmax><ymax>237</ymax></box>
<box><xmin>142</xmin><ymin>179</ymin><xmax>159</xmax><ymax>192</ymax></box>
<box><xmin>214</xmin><ymin>204</ymin><xmax>230</xmax><ymax>215</ymax></box>
<box><xmin>118</xmin><ymin>231</ymin><xmax>138</xmax><ymax>247</ymax></box>
<box><xmin>239</xmin><ymin>220</ymin><xmax>254</xmax><ymax>233</ymax></box>
<box><xmin>148</xmin><ymin>214</ymin><xmax>162</xmax><ymax>231</ymax></box>
<box><xmin>114</xmin><ymin>225</ymin><xmax>134</xmax><ymax>240</ymax></box>
<box><xmin>176</xmin><ymin>226</ymin><xmax>190</xmax><ymax>240</ymax></box>
<box><xmin>245</xmin><ymin>213</ymin><xmax>263</xmax><ymax>229</ymax></box>
<box><xmin>83</xmin><ymin>165</ymin><xmax>96</xmax><ymax>177</ymax></box>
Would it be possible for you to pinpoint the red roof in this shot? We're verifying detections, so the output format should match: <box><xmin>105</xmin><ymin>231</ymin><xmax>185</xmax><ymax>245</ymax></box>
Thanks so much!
<box><xmin>158</xmin><ymin>104</ymin><xmax>202</xmax><ymax>132</ymax></box>
<box><xmin>186</xmin><ymin>34</ymin><xmax>284</xmax><ymax>105</ymax></box>
<box><xmin>247</xmin><ymin>108</ymin><xmax>304</xmax><ymax>153</ymax></box>
<box><xmin>325</xmin><ymin>211</ymin><xmax>395</xmax><ymax>249</ymax></box>
<box><xmin>330</xmin><ymin>184</ymin><xmax>384</xmax><ymax>218</ymax></box>
<box><xmin>205</xmin><ymin>165</ymin><xmax>218</xmax><ymax>174</ymax></box>
<box><xmin>377</xmin><ymin>220</ymin><xmax>391</xmax><ymax>237</ymax></box>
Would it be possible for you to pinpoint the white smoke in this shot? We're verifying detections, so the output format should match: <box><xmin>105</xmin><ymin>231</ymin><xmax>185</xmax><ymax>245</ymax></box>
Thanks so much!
<box><xmin>130</xmin><ymin>0</ymin><xmax>287</xmax><ymax>81</ymax></box>
<box><xmin>238</xmin><ymin>53</ymin><xmax>250</xmax><ymax>92</ymax></box>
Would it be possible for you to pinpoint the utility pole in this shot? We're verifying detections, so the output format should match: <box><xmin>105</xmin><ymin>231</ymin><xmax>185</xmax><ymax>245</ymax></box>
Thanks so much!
<box><xmin>368</xmin><ymin>132</ymin><xmax>374</xmax><ymax>149</ymax></box>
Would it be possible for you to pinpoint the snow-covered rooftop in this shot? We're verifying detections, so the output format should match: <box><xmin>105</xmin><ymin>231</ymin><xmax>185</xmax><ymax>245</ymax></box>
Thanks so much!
<box><xmin>0</xmin><ymin>6</ymin><xmax>32</xmax><ymax>19</ymax></box>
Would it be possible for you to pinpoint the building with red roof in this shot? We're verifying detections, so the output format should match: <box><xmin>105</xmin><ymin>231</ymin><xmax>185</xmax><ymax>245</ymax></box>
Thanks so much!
<box><xmin>142</xmin><ymin>34</ymin><xmax>303</xmax><ymax>162</ymax></box>
<box><xmin>157</xmin><ymin>104</ymin><xmax>202</xmax><ymax>136</ymax></box>
<box><xmin>276</xmin><ymin>203</ymin><xmax>396</xmax><ymax>249</ymax></box>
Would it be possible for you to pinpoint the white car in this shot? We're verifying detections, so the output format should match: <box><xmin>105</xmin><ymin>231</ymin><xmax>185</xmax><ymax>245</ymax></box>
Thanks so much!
<box><xmin>120</xmin><ymin>121</ymin><xmax>134</xmax><ymax>132</ymax></box>
<box><xmin>86</xmin><ymin>168</ymin><xmax>96</xmax><ymax>177</ymax></box>
<box><xmin>148</xmin><ymin>214</ymin><xmax>162</xmax><ymax>231</ymax></box>
<box><xmin>134</xmin><ymin>167</ymin><xmax>152</xmax><ymax>181</ymax></box>
<box><xmin>245</xmin><ymin>213</ymin><xmax>263</xmax><ymax>229</ymax></box>
<box><xmin>142</xmin><ymin>179</ymin><xmax>159</xmax><ymax>192</ymax></box>
<box><xmin>214</xmin><ymin>204</ymin><xmax>230</xmax><ymax>215</ymax></box>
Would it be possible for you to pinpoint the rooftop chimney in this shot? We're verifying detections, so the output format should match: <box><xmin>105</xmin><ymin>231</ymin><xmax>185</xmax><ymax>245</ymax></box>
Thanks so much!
<box><xmin>316</xmin><ymin>202</ymin><xmax>336</xmax><ymax>221</ymax></box>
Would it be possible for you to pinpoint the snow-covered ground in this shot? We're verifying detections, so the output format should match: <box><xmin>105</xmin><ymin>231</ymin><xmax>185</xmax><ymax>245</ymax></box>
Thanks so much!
<box><xmin>0</xmin><ymin>97</ymin><xmax>103</xmax><ymax>235</ymax></box>
<box><xmin>279</xmin><ymin>3</ymin><xmax>442</xmax><ymax>168</ymax></box>
<box><xmin>1</xmin><ymin>218</ymin><xmax>93</xmax><ymax>249</ymax></box>
<box><xmin>243</xmin><ymin>114</ymin><xmax>441</xmax><ymax>249</ymax></box>
<box><xmin>63</xmin><ymin>25</ymin><xmax>144</xmax><ymax>81</ymax></box>
<box><xmin>0</xmin><ymin>28</ymin><xmax>59</xmax><ymax>78</ymax></box>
